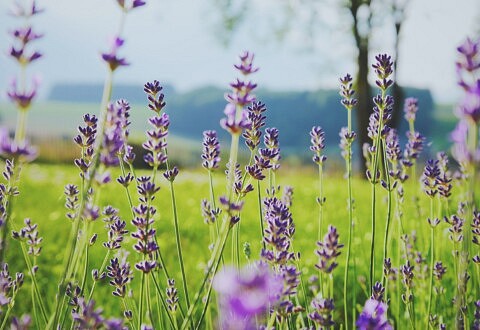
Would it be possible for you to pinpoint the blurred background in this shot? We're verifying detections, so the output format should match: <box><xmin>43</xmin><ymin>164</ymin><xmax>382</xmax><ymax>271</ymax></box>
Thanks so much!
<box><xmin>0</xmin><ymin>0</ymin><xmax>479</xmax><ymax>169</ymax></box>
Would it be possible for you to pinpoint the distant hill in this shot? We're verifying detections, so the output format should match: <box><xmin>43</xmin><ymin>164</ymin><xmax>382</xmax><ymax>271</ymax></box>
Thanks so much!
<box><xmin>47</xmin><ymin>83</ymin><xmax>434</xmax><ymax>156</ymax></box>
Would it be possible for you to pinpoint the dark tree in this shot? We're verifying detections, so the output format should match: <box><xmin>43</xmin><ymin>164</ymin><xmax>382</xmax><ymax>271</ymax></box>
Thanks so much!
<box><xmin>209</xmin><ymin>0</ymin><xmax>412</xmax><ymax>172</ymax></box>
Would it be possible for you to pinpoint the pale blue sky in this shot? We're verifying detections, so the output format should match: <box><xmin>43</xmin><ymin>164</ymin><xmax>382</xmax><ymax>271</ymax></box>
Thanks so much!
<box><xmin>0</xmin><ymin>0</ymin><xmax>479</xmax><ymax>103</ymax></box>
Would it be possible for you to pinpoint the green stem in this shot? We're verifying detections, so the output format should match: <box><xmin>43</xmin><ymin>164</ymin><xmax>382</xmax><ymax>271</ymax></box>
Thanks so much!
<box><xmin>138</xmin><ymin>272</ymin><xmax>146</xmax><ymax>329</ymax></box>
<box><xmin>150</xmin><ymin>273</ymin><xmax>176</xmax><ymax>328</ymax></box>
<box><xmin>168</xmin><ymin>181</ymin><xmax>191</xmax><ymax>311</ymax></box>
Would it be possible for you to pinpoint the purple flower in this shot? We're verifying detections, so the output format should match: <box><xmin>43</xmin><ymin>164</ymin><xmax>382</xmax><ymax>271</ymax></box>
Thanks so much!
<box><xmin>309</xmin><ymin>297</ymin><xmax>335</xmax><ymax>327</ymax></box>
<box><xmin>339</xmin><ymin>73</ymin><xmax>358</xmax><ymax>109</ymax></box>
<box><xmin>101</xmin><ymin>37</ymin><xmax>129</xmax><ymax>71</ymax></box>
<box><xmin>356</xmin><ymin>298</ymin><xmax>392</xmax><ymax>330</ymax></box>
<box><xmin>143</xmin><ymin>112</ymin><xmax>169</xmax><ymax>167</ymax></box>
<box><xmin>456</xmin><ymin>80</ymin><xmax>480</xmax><ymax>123</ymax></box>
<box><xmin>106</xmin><ymin>257</ymin><xmax>132</xmax><ymax>297</ymax></box>
<box><xmin>201</xmin><ymin>199</ymin><xmax>221</xmax><ymax>224</ymax></box>
<box><xmin>456</xmin><ymin>38</ymin><xmax>480</xmax><ymax>89</ymax></box>
<box><xmin>10</xmin><ymin>1</ymin><xmax>44</xmax><ymax>17</ymax></box>
<box><xmin>213</xmin><ymin>263</ymin><xmax>282</xmax><ymax>328</ymax></box>
<box><xmin>421</xmin><ymin>159</ymin><xmax>440</xmax><ymax>197</ymax></box>
<box><xmin>403</xmin><ymin>131</ymin><xmax>425</xmax><ymax>164</ymax></box>
<box><xmin>433</xmin><ymin>261</ymin><xmax>447</xmax><ymax>281</ymax></box>
<box><xmin>72</xmin><ymin>298</ymin><xmax>105</xmax><ymax>329</ymax></box>
<box><xmin>116</xmin><ymin>0</ymin><xmax>146</xmax><ymax>11</ymax></box>
<box><xmin>100</xmin><ymin>100</ymin><xmax>131</xmax><ymax>167</ymax></box>
<box><xmin>243</xmin><ymin>101</ymin><xmax>267</xmax><ymax>150</ymax></box>
<box><xmin>372</xmin><ymin>54</ymin><xmax>394</xmax><ymax>91</ymax></box>
<box><xmin>234</xmin><ymin>51</ymin><xmax>259</xmax><ymax>76</ymax></box>
<box><xmin>315</xmin><ymin>225</ymin><xmax>344</xmax><ymax>274</ymax></box>
<box><xmin>0</xmin><ymin>264</ymin><xmax>24</xmax><ymax>307</ymax></box>
<box><xmin>0</xmin><ymin>128</ymin><xmax>37</xmax><ymax>162</ymax></box>
<box><xmin>340</xmin><ymin>127</ymin><xmax>356</xmax><ymax>161</ymax></box>
<box><xmin>11</xmin><ymin>218</ymin><xmax>42</xmax><ymax>256</ymax></box>
<box><xmin>311</xmin><ymin>126</ymin><xmax>327</xmax><ymax>164</ymax></box>
<box><xmin>201</xmin><ymin>130</ymin><xmax>221</xmax><ymax>170</ymax></box>
<box><xmin>11</xmin><ymin>314</ymin><xmax>31</xmax><ymax>330</ymax></box>
<box><xmin>166</xmin><ymin>279</ymin><xmax>179</xmax><ymax>313</ymax></box>
<box><xmin>220</xmin><ymin>103</ymin><xmax>250</xmax><ymax>135</ymax></box>
<box><xmin>261</xmin><ymin>197</ymin><xmax>295</xmax><ymax>265</ymax></box>
<box><xmin>404</xmin><ymin>97</ymin><xmax>418</xmax><ymax>123</ymax></box>
<box><xmin>144</xmin><ymin>80</ymin><xmax>166</xmax><ymax>114</ymax></box>
<box><xmin>7</xmin><ymin>79</ymin><xmax>38</xmax><ymax>110</ymax></box>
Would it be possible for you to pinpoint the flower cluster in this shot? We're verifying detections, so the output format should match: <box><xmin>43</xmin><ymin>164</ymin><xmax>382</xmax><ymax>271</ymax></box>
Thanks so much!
<box><xmin>452</xmin><ymin>37</ymin><xmax>480</xmax><ymax>165</ymax></box>
<box><xmin>102</xmin><ymin>206</ymin><xmax>128</xmax><ymax>250</ymax></box>
<box><xmin>261</xmin><ymin>197</ymin><xmax>295</xmax><ymax>265</ymax></box>
<box><xmin>243</xmin><ymin>101</ymin><xmax>267</xmax><ymax>150</ymax></box>
<box><xmin>221</xmin><ymin>51</ymin><xmax>258</xmax><ymax>134</ymax></box>
<box><xmin>201</xmin><ymin>130</ymin><xmax>221</xmax><ymax>170</ymax></box>
<box><xmin>356</xmin><ymin>298</ymin><xmax>392</xmax><ymax>330</ymax></box>
<box><xmin>74</xmin><ymin>114</ymin><xmax>98</xmax><ymax>178</ymax></box>
<box><xmin>106</xmin><ymin>257</ymin><xmax>132</xmax><ymax>298</ymax></box>
<box><xmin>12</xmin><ymin>218</ymin><xmax>42</xmax><ymax>257</ymax></box>
<box><xmin>100</xmin><ymin>100</ymin><xmax>131</xmax><ymax>167</ymax></box>
<box><xmin>310</xmin><ymin>126</ymin><xmax>327</xmax><ymax>165</ymax></box>
<box><xmin>0</xmin><ymin>264</ymin><xmax>24</xmax><ymax>308</ymax></box>
<box><xmin>315</xmin><ymin>225</ymin><xmax>344</xmax><ymax>274</ymax></box>
<box><xmin>421</xmin><ymin>159</ymin><xmax>440</xmax><ymax>197</ymax></box>
<box><xmin>309</xmin><ymin>297</ymin><xmax>335</xmax><ymax>328</ymax></box>
<box><xmin>213</xmin><ymin>263</ymin><xmax>282</xmax><ymax>329</ymax></box>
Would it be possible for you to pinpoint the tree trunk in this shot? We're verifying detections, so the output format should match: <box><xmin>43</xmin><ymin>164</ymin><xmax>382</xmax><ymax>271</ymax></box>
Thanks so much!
<box><xmin>355</xmin><ymin>42</ymin><xmax>373</xmax><ymax>176</ymax></box>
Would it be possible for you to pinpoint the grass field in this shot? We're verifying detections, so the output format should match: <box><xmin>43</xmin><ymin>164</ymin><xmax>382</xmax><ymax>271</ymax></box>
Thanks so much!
<box><xmin>3</xmin><ymin>160</ymin><xmax>476</xmax><ymax>327</ymax></box>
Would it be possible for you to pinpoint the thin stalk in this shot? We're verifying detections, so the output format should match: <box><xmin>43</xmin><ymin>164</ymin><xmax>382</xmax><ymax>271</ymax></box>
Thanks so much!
<box><xmin>317</xmin><ymin>163</ymin><xmax>324</xmax><ymax>241</ymax></box>
<box><xmin>18</xmin><ymin>241</ymin><xmax>48</xmax><ymax>325</ymax></box>
<box><xmin>118</xmin><ymin>156</ymin><xmax>135</xmax><ymax>217</ymax></box>
<box><xmin>0</xmin><ymin>164</ymin><xmax>21</xmax><ymax>263</ymax></box>
<box><xmin>343</xmin><ymin>108</ymin><xmax>354</xmax><ymax>330</ymax></box>
<box><xmin>196</xmin><ymin>222</ymin><xmax>232</xmax><ymax>329</ymax></box>
<box><xmin>138</xmin><ymin>272</ymin><xmax>146</xmax><ymax>329</ymax></box>
<box><xmin>257</xmin><ymin>180</ymin><xmax>266</xmax><ymax>251</ymax></box>
<box><xmin>382</xmin><ymin>143</ymin><xmax>393</xmax><ymax>286</ymax></box>
<box><xmin>87</xmin><ymin>250</ymin><xmax>111</xmax><ymax>302</ymax></box>
<box><xmin>150</xmin><ymin>273</ymin><xmax>176</xmax><ymax>328</ymax></box>
<box><xmin>180</xmin><ymin>223</ymin><xmax>231</xmax><ymax>330</ymax></box>
<box><xmin>369</xmin><ymin>86</ymin><xmax>387</xmax><ymax>293</ymax></box>
<box><xmin>168</xmin><ymin>181</ymin><xmax>191</xmax><ymax>311</ymax></box>
<box><xmin>207</xmin><ymin>170</ymin><xmax>220</xmax><ymax>238</ymax></box>
<box><xmin>0</xmin><ymin>288</ymin><xmax>20</xmax><ymax>329</ymax></box>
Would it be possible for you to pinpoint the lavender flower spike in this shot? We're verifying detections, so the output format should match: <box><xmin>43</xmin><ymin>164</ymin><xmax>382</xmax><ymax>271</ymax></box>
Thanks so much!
<box><xmin>356</xmin><ymin>298</ymin><xmax>393</xmax><ymax>330</ymax></box>
<box><xmin>315</xmin><ymin>225</ymin><xmax>344</xmax><ymax>274</ymax></box>
<box><xmin>310</xmin><ymin>126</ymin><xmax>327</xmax><ymax>165</ymax></box>
<box><xmin>213</xmin><ymin>263</ymin><xmax>282</xmax><ymax>329</ymax></box>
<box><xmin>201</xmin><ymin>130</ymin><xmax>221</xmax><ymax>170</ymax></box>
<box><xmin>101</xmin><ymin>37</ymin><xmax>129</xmax><ymax>71</ymax></box>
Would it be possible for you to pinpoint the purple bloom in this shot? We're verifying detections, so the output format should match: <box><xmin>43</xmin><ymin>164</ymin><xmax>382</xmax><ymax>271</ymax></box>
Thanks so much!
<box><xmin>315</xmin><ymin>225</ymin><xmax>344</xmax><ymax>274</ymax></box>
<box><xmin>11</xmin><ymin>314</ymin><xmax>31</xmax><ymax>330</ymax></box>
<box><xmin>10</xmin><ymin>1</ymin><xmax>44</xmax><ymax>17</ymax></box>
<box><xmin>143</xmin><ymin>112</ymin><xmax>169</xmax><ymax>167</ymax></box>
<box><xmin>433</xmin><ymin>261</ymin><xmax>447</xmax><ymax>281</ymax></box>
<box><xmin>456</xmin><ymin>80</ymin><xmax>480</xmax><ymax>123</ymax></box>
<box><xmin>101</xmin><ymin>37</ymin><xmax>129</xmax><ymax>71</ymax></box>
<box><xmin>116</xmin><ymin>0</ymin><xmax>146</xmax><ymax>11</ymax></box>
<box><xmin>243</xmin><ymin>101</ymin><xmax>267</xmax><ymax>150</ymax></box>
<box><xmin>261</xmin><ymin>197</ymin><xmax>295</xmax><ymax>265</ymax></box>
<box><xmin>144</xmin><ymin>80</ymin><xmax>166</xmax><ymax>114</ymax></box>
<box><xmin>339</xmin><ymin>73</ymin><xmax>358</xmax><ymax>109</ymax></box>
<box><xmin>234</xmin><ymin>51</ymin><xmax>259</xmax><ymax>76</ymax></box>
<box><xmin>403</xmin><ymin>131</ymin><xmax>425</xmax><ymax>164</ymax></box>
<box><xmin>166</xmin><ymin>279</ymin><xmax>179</xmax><ymax>313</ymax></box>
<box><xmin>404</xmin><ymin>97</ymin><xmax>418</xmax><ymax>123</ymax></box>
<box><xmin>7</xmin><ymin>79</ymin><xmax>37</xmax><ymax>110</ymax></box>
<box><xmin>310</xmin><ymin>126</ymin><xmax>327</xmax><ymax>164</ymax></box>
<box><xmin>11</xmin><ymin>218</ymin><xmax>42</xmax><ymax>256</ymax></box>
<box><xmin>100</xmin><ymin>100</ymin><xmax>131</xmax><ymax>167</ymax></box>
<box><xmin>0</xmin><ymin>264</ymin><xmax>24</xmax><ymax>307</ymax></box>
<box><xmin>456</xmin><ymin>38</ymin><xmax>480</xmax><ymax>89</ymax></box>
<box><xmin>106</xmin><ymin>257</ymin><xmax>132</xmax><ymax>297</ymax></box>
<box><xmin>72</xmin><ymin>298</ymin><xmax>105</xmax><ymax>329</ymax></box>
<box><xmin>309</xmin><ymin>297</ymin><xmax>335</xmax><ymax>327</ymax></box>
<box><xmin>201</xmin><ymin>199</ymin><xmax>221</xmax><ymax>224</ymax></box>
<box><xmin>0</xmin><ymin>128</ymin><xmax>37</xmax><ymax>162</ymax></box>
<box><xmin>356</xmin><ymin>298</ymin><xmax>392</xmax><ymax>330</ymax></box>
<box><xmin>220</xmin><ymin>103</ymin><xmax>250</xmax><ymax>135</ymax></box>
<box><xmin>372</xmin><ymin>54</ymin><xmax>394</xmax><ymax>91</ymax></box>
<box><xmin>340</xmin><ymin>126</ymin><xmax>356</xmax><ymax>161</ymax></box>
<box><xmin>421</xmin><ymin>159</ymin><xmax>440</xmax><ymax>197</ymax></box>
<box><xmin>201</xmin><ymin>130</ymin><xmax>221</xmax><ymax>170</ymax></box>
<box><xmin>213</xmin><ymin>263</ymin><xmax>282</xmax><ymax>328</ymax></box>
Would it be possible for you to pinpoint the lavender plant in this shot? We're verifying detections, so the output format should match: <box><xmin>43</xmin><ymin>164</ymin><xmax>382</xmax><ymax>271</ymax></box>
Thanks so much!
<box><xmin>2</xmin><ymin>2</ymin><xmax>480</xmax><ymax>328</ymax></box>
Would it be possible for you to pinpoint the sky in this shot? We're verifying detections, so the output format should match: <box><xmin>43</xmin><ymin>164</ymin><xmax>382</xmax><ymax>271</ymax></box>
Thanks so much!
<box><xmin>0</xmin><ymin>0</ymin><xmax>479</xmax><ymax>104</ymax></box>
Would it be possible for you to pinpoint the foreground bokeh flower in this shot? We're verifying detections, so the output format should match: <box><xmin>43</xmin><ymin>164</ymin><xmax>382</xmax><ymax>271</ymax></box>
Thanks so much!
<box><xmin>213</xmin><ymin>263</ymin><xmax>282</xmax><ymax>329</ymax></box>
<box><xmin>356</xmin><ymin>298</ymin><xmax>393</xmax><ymax>330</ymax></box>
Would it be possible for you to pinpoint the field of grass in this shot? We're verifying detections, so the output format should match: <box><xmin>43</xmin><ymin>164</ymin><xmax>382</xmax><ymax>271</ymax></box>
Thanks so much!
<box><xmin>3</xmin><ymin>160</ymin><xmax>477</xmax><ymax>328</ymax></box>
